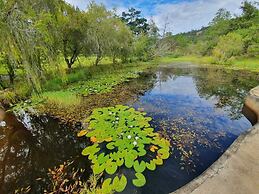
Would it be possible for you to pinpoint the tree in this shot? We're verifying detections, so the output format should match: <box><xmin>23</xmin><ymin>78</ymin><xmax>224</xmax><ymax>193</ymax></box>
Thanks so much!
<box><xmin>241</xmin><ymin>1</ymin><xmax>258</xmax><ymax>20</ymax></box>
<box><xmin>86</xmin><ymin>3</ymin><xmax>114</xmax><ymax>66</ymax></box>
<box><xmin>121</xmin><ymin>8</ymin><xmax>149</xmax><ymax>35</ymax></box>
<box><xmin>109</xmin><ymin>18</ymin><xmax>133</xmax><ymax>63</ymax></box>
<box><xmin>211</xmin><ymin>8</ymin><xmax>231</xmax><ymax>25</ymax></box>
<box><xmin>59</xmin><ymin>7</ymin><xmax>89</xmax><ymax>69</ymax></box>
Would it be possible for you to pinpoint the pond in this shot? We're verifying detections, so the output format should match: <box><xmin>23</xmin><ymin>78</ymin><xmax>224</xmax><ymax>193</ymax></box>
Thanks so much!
<box><xmin>0</xmin><ymin>63</ymin><xmax>258</xmax><ymax>194</ymax></box>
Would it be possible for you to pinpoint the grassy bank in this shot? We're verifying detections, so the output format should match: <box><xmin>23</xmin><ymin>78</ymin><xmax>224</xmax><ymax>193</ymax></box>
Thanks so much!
<box><xmin>158</xmin><ymin>55</ymin><xmax>259</xmax><ymax>72</ymax></box>
<box><xmin>4</xmin><ymin>58</ymin><xmax>158</xmax><ymax>124</ymax></box>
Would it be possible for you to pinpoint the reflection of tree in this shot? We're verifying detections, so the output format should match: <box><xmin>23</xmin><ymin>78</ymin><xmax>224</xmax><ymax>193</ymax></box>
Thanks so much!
<box><xmin>0</xmin><ymin>112</ymin><xmax>85</xmax><ymax>193</ymax></box>
<box><xmin>193</xmin><ymin>68</ymin><xmax>258</xmax><ymax>119</ymax></box>
<box><xmin>155</xmin><ymin>65</ymin><xmax>258</xmax><ymax>120</ymax></box>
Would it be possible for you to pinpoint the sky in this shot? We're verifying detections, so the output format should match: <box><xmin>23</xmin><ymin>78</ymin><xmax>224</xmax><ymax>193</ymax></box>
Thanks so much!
<box><xmin>64</xmin><ymin>0</ymin><xmax>245</xmax><ymax>34</ymax></box>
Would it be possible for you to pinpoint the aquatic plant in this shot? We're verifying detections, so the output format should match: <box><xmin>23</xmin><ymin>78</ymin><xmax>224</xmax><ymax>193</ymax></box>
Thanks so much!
<box><xmin>79</xmin><ymin>105</ymin><xmax>170</xmax><ymax>193</ymax></box>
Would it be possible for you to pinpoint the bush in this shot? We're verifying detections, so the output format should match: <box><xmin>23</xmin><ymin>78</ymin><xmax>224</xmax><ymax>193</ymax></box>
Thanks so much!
<box><xmin>247</xmin><ymin>44</ymin><xmax>259</xmax><ymax>57</ymax></box>
<box><xmin>212</xmin><ymin>32</ymin><xmax>244</xmax><ymax>64</ymax></box>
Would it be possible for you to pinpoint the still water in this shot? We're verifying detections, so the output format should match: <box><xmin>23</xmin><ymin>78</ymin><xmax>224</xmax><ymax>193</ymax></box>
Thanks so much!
<box><xmin>0</xmin><ymin>63</ymin><xmax>258</xmax><ymax>193</ymax></box>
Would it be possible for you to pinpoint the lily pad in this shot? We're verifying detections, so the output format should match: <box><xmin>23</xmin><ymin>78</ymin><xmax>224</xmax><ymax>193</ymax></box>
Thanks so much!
<box><xmin>105</xmin><ymin>161</ymin><xmax>117</xmax><ymax>175</ymax></box>
<box><xmin>146</xmin><ymin>160</ymin><xmax>156</xmax><ymax>171</ymax></box>
<box><xmin>133</xmin><ymin>160</ymin><xmax>146</xmax><ymax>173</ymax></box>
<box><xmin>113</xmin><ymin>175</ymin><xmax>127</xmax><ymax>192</ymax></box>
<box><xmin>132</xmin><ymin>173</ymin><xmax>146</xmax><ymax>187</ymax></box>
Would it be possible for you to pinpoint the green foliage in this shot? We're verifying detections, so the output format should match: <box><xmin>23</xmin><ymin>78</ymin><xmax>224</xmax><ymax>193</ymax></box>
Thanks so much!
<box><xmin>80</xmin><ymin>105</ymin><xmax>170</xmax><ymax>193</ymax></box>
<box><xmin>164</xmin><ymin>1</ymin><xmax>258</xmax><ymax>64</ymax></box>
<box><xmin>212</xmin><ymin>32</ymin><xmax>244</xmax><ymax>64</ymax></box>
<box><xmin>121</xmin><ymin>8</ymin><xmax>149</xmax><ymax>35</ymax></box>
<box><xmin>132</xmin><ymin>172</ymin><xmax>146</xmax><ymax>187</ymax></box>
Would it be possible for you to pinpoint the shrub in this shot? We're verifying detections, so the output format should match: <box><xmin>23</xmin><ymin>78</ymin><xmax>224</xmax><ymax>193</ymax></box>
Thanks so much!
<box><xmin>212</xmin><ymin>32</ymin><xmax>244</xmax><ymax>64</ymax></box>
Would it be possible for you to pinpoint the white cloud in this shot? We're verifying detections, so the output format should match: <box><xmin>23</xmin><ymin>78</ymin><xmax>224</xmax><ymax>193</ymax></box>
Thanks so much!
<box><xmin>64</xmin><ymin>0</ymin><xmax>245</xmax><ymax>34</ymax></box>
<box><xmin>153</xmin><ymin>0</ymin><xmax>244</xmax><ymax>34</ymax></box>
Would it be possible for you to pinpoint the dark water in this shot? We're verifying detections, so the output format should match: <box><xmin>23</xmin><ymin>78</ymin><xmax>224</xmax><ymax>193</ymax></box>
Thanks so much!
<box><xmin>0</xmin><ymin>63</ymin><xmax>258</xmax><ymax>193</ymax></box>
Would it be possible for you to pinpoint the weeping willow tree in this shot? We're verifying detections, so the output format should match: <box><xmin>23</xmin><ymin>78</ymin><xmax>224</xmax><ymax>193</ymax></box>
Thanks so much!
<box><xmin>0</xmin><ymin>0</ymin><xmax>63</xmax><ymax>93</ymax></box>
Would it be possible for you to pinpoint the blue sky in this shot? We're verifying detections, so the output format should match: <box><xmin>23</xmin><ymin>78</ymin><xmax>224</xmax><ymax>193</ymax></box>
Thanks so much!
<box><xmin>64</xmin><ymin>0</ymin><xmax>244</xmax><ymax>34</ymax></box>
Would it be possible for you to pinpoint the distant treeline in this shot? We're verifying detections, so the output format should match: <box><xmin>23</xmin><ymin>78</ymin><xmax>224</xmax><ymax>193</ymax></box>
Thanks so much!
<box><xmin>162</xmin><ymin>1</ymin><xmax>259</xmax><ymax>64</ymax></box>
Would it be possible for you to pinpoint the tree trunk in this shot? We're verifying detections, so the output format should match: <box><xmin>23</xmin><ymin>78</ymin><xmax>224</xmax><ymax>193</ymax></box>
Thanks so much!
<box><xmin>0</xmin><ymin>76</ymin><xmax>6</xmax><ymax>89</ymax></box>
<box><xmin>95</xmin><ymin>53</ymin><xmax>102</xmax><ymax>66</ymax></box>
<box><xmin>112</xmin><ymin>54</ymin><xmax>117</xmax><ymax>64</ymax></box>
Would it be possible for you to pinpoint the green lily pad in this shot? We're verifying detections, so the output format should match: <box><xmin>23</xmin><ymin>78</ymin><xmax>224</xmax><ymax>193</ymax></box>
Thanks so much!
<box><xmin>116</xmin><ymin>158</ymin><xmax>124</xmax><ymax>167</ymax></box>
<box><xmin>125</xmin><ymin>154</ymin><xmax>134</xmax><ymax>168</ymax></box>
<box><xmin>92</xmin><ymin>163</ymin><xmax>105</xmax><ymax>174</ymax></box>
<box><xmin>112</xmin><ymin>175</ymin><xmax>127</xmax><ymax>192</ymax></box>
<box><xmin>106</xmin><ymin>142</ymin><xmax>115</xmax><ymax>150</ymax></box>
<box><xmin>146</xmin><ymin>160</ymin><xmax>156</xmax><ymax>171</ymax></box>
<box><xmin>157</xmin><ymin>148</ymin><xmax>170</xmax><ymax>159</ymax></box>
<box><xmin>133</xmin><ymin>160</ymin><xmax>146</xmax><ymax>173</ymax></box>
<box><xmin>153</xmin><ymin>158</ymin><xmax>163</xmax><ymax>165</ymax></box>
<box><xmin>102</xmin><ymin>178</ymin><xmax>113</xmax><ymax>194</ymax></box>
<box><xmin>132</xmin><ymin>173</ymin><xmax>146</xmax><ymax>187</ymax></box>
<box><xmin>105</xmin><ymin>161</ymin><xmax>117</xmax><ymax>175</ymax></box>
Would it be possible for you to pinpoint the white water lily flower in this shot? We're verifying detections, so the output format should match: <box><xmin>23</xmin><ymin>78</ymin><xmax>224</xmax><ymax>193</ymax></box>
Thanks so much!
<box><xmin>129</xmin><ymin>125</ymin><xmax>133</xmax><ymax>128</ymax></box>
<box><xmin>0</xmin><ymin>121</ymin><xmax>6</xmax><ymax>127</ymax></box>
<box><xmin>109</xmin><ymin>112</ymin><xmax>112</xmax><ymax>115</ymax></box>
<box><xmin>135</xmin><ymin>136</ymin><xmax>139</xmax><ymax>140</ymax></box>
<box><xmin>116</xmin><ymin>117</ymin><xmax>119</xmax><ymax>120</ymax></box>
<box><xmin>133</xmin><ymin>141</ymin><xmax>138</xmax><ymax>146</ymax></box>
<box><xmin>127</xmin><ymin>135</ymin><xmax>132</xmax><ymax>139</ymax></box>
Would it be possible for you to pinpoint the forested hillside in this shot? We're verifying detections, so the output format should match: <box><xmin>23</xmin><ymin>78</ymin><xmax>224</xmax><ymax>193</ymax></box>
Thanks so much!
<box><xmin>164</xmin><ymin>1</ymin><xmax>259</xmax><ymax>64</ymax></box>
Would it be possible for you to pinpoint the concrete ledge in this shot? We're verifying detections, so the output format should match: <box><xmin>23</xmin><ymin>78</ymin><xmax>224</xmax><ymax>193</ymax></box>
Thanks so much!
<box><xmin>172</xmin><ymin>86</ymin><xmax>259</xmax><ymax>194</ymax></box>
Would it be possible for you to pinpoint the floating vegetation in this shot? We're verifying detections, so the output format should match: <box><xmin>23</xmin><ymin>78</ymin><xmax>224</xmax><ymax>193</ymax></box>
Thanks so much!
<box><xmin>159</xmin><ymin>117</ymin><xmax>227</xmax><ymax>172</ymax></box>
<box><xmin>79</xmin><ymin>105</ymin><xmax>170</xmax><ymax>193</ymax></box>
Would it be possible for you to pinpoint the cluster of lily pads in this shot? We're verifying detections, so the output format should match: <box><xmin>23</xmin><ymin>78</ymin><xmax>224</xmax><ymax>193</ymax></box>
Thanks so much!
<box><xmin>70</xmin><ymin>72</ymin><xmax>139</xmax><ymax>96</ymax></box>
<box><xmin>78</xmin><ymin>105</ymin><xmax>170</xmax><ymax>193</ymax></box>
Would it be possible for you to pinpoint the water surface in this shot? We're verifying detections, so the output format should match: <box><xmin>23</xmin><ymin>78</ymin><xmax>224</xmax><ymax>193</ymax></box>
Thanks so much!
<box><xmin>0</xmin><ymin>63</ymin><xmax>258</xmax><ymax>193</ymax></box>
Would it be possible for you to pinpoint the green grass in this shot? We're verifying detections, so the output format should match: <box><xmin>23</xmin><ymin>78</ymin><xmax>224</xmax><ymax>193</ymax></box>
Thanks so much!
<box><xmin>157</xmin><ymin>55</ymin><xmax>214</xmax><ymax>64</ymax></box>
<box><xmin>158</xmin><ymin>55</ymin><xmax>259</xmax><ymax>72</ymax></box>
<box><xmin>230</xmin><ymin>57</ymin><xmax>259</xmax><ymax>72</ymax></box>
<box><xmin>39</xmin><ymin>91</ymin><xmax>81</xmax><ymax>107</ymax></box>
<box><xmin>31</xmin><ymin>59</ymin><xmax>156</xmax><ymax>108</ymax></box>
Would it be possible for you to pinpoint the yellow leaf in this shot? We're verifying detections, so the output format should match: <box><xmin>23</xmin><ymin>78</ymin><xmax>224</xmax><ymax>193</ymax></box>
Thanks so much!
<box><xmin>77</xmin><ymin>130</ymin><xmax>88</xmax><ymax>137</ymax></box>
<box><xmin>90</xmin><ymin>136</ymin><xmax>97</xmax><ymax>143</ymax></box>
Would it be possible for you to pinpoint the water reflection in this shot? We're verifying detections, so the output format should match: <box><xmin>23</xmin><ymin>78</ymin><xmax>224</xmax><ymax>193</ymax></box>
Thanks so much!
<box><xmin>128</xmin><ymin>63</ymin><xmax>258</xmax><ymax>193</ymax></box>
<box><xmin>0</xmin><ymin>110</ymin><xmax>86</xmax><ymax>193</ymax></box>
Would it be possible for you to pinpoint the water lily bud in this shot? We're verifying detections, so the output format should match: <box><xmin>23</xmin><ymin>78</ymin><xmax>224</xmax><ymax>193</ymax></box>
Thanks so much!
<box><xmin>0</xmin><ymin>121</ymin><xmax>6</xmax><ymax>127</ymax></box>
<box><xmin>109</xmin><ymin>112</ymin><xmax>112</xmax><ymax>115</ymax></box>
<box><xmin>127</xmin><ymin>135</ymin><xmax>132</xmax><ymax>139</ymax></box>
<box><xmin>133</xmin><ymin>141</ymin><xmax>138</xmax><ymax>146</ymax></box>
<box><xmin>129</xmin><ymin>125</ymin><xmax>133</xmax><ymax>128</ymax></box>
